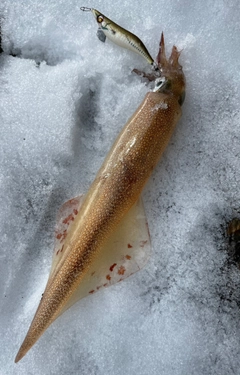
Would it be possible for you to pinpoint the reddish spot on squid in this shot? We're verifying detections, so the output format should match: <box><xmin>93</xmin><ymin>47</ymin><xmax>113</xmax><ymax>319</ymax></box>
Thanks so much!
<box><xmin>118</xmin><ymin>265</ymin><xmax>126</xmax><ymax>275</ymax></box>
<box><xmin>73</xmin><ymin>209</ymin><xmax>78</xmax><ymax>215</ymax></box>
<box><xmin>56</xmin><ymin>233</ymin><xmax>62</xmax><ymax>240</ymax></box>
<box><xmin>125</xmin><ymin>255</ymin><xmax>131</xmax><ymax>260</ymax></box>
<box><xmin>62</xmin><ymin>214</ymin><xmax>74</xmax><ymax>225</ymax></box>
<box><xmin>69</xmin><ymin>198</ymin><xmax>78</xmax><ymax>205</ymax></box>
<box><xmin>106</xmin><ymin>274</ymin><xmax>111</xmax><ymax>281</ymax></box>
<box><xmin>60</xmin><ymin>230</ymin><xmax>67</xmax><ymax>243</ymax></box>
<box><xmin>109</xmin><ymin>263</ymin><xmax>117</xmax><ymax>272</ymax></box>
<box><xmin>128</xmin><ymin>243</ymin><xmax>133</xmax><ymax>248</ymax></box>
<box><xmin>89</xmin><ymin>290</ymin><xmax>95</xmax><ymax>294</ymax></box>
<box><xmin>103</xmin><ymin>283</ymin><xmax>108</xmax><ymax>287</ymax></box>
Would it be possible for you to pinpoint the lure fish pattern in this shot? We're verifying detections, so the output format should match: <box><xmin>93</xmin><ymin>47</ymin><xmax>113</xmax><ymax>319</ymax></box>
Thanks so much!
<box><xmin>81</xmin><ymin>7</ymin><xmax>155</xmax><ymax>65</ymax></box>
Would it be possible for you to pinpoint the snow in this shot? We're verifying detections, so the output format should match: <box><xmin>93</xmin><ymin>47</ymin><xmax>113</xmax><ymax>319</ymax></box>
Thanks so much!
<box><xmin>1</xmin><ymin>0</ymin><xmax>240</xmax><ymax>374</ymax></box>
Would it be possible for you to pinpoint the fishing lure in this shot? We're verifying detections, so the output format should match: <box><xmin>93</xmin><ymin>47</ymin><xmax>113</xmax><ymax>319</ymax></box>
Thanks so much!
<box><xmin>80</xmin><ymin>7</ymin><xmax>155</xmax><ymax>66</ymax></box>
<box><xmin>15</xmin><ymin>26</ymin><xmax>185</xmax><ymax>362</ymax></box>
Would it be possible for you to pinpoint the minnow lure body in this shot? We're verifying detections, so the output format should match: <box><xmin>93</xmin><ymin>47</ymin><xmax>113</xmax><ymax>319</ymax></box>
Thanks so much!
<box><xmin>81</xmin><ymin>7</ymin><xmax>155</xmax><ymax>66</ymax></box>
<box><xmin>15</xmin><ymin>30</ymin><xmax>185</xmax><ymax>362</ymax></box>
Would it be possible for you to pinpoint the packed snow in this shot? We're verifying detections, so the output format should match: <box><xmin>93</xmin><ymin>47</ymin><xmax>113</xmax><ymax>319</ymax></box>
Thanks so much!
<box><xmin>1</xmin><ymin>0</ymin><xmax>240</xmax><ymax>374</ymax></box>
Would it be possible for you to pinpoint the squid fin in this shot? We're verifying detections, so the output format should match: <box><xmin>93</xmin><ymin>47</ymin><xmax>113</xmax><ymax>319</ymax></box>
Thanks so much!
<box><xmin>53</xmin><ymin>197</ymin><xmax>151</xmax><ymax>317</ymax></box>
<box><xmin>49</xmin><ymin>195</ymin><xmax>85</xmax><ymax>280</ymax></box>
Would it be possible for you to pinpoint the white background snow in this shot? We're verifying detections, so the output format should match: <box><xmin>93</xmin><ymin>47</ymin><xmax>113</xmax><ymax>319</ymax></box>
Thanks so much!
<box><xmin>1</xmin><ymin>0</ymin><xmax>240</xmax><ymax>374</ymax></box>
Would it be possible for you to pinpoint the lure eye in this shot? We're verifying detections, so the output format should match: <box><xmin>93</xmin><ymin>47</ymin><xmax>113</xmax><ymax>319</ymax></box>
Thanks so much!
<box><xmin>97</xmin><ymin>15</ymin><xmax>104</xmax><ymax>23</ymax></box>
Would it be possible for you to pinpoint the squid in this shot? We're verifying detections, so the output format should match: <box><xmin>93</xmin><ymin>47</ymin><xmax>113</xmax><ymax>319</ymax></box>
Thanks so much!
<box><xmin>15</xmin><ymin>9</ymin><xmax>186</xmax><ymax>363</ymax></box>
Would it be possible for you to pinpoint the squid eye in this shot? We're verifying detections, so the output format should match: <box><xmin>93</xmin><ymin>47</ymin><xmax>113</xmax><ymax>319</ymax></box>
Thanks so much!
<box><xmin>153</xmin><ymin>77</ymin><xmax>166</xmax><ymax>92</ymax></box>
<box><xmin>97</xmin><ymin>15</ymin><xmax>104</xmax><ymax>23</ymax></box>
<box><xmin>156</xmin><ymin>79</ymin><xmax>164</xmax><ymax>87</ymax></box>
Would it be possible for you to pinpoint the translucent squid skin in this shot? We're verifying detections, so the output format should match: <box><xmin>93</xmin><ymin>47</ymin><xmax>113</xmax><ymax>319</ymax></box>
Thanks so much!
<box><xmin>15</xmin><ymin>35</ymin><xmax>185</xmax><ymax>363</ymax></box>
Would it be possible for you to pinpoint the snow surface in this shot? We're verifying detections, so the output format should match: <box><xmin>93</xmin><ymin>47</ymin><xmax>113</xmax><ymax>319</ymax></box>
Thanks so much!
<box><xmin>1</xmin><ymin>0</ymin><xmax>240</xmax><ymax>374</ymax></box>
